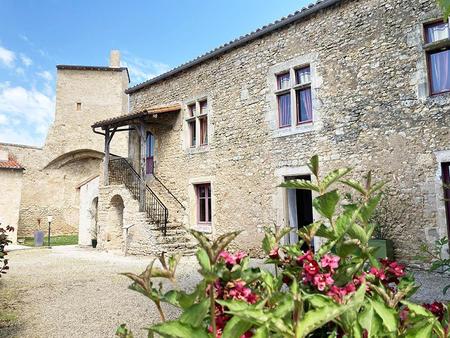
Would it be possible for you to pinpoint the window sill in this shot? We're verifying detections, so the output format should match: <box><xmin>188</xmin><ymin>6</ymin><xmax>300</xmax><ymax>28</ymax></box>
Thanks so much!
<box><xmin>194</xmin><ymin>223</ymin><xmax>212</xmax><ymax>233</ymax></box>
<box><xmin>272</xmin><ymin>122</ymin><xmax>317</xmax><ymax>138</ymax></box>
<box><xmin>423</xmin><ymin>39</ymin><xmax>450</xmax><ymax>52</ymax></box>
<box><xmin>185</xmin><ymin>145</ymin><xmax>210</xmax><ymax>154</ymax></box>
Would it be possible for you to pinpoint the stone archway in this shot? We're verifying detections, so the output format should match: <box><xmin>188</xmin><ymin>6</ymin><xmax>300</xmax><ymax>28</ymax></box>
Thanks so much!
<box><xmin>106</xmin><ymin>194</ymin><xmax>124</xmax><ymax>249</ymax></box>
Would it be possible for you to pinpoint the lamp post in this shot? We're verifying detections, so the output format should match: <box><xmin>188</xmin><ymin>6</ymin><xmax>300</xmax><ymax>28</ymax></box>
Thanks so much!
<box><xmin>47</xmin><ymin>216</ymin><xmax>53</xmax><ymax>248</ymax></box>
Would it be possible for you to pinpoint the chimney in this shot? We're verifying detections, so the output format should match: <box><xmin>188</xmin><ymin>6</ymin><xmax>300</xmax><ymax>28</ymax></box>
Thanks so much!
<box><xmin>109</xmin><ymin>50</ymin><xmax>121</xmax><ymax>68</ymax></box>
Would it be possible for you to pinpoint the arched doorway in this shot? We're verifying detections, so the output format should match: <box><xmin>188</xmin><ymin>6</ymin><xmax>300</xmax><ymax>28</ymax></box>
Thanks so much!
<box><xmin>106</xmin><ymin>194</ymin><xmax>124</xmax><ymax>249</ymax></box>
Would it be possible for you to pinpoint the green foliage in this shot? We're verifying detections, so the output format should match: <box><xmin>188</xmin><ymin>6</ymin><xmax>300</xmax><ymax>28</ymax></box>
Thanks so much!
<box><xmin>0</xmin><ymin>223</ymin><xmax>14</xmax><ymax>277</ymax></box>
<box><xmin>438</xmin><ymin>0</ymin><xmax>450</xmax><ymax>20</ymax></box>
<box><xmin>118</xmin><ymin>156</ymin><xmax>448</xmax><ymax>338</ymax></box>
<box><xmin>419</xmin><ymin>237</ymin><xmax>450</xmax><ymax>295</ymax></box>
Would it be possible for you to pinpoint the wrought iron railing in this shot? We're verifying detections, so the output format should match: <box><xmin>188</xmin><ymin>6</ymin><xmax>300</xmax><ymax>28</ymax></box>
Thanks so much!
<box><xmin>109</xmin><ymin>157</ymin><xmax>168</xmax><ymax>235</ymax></box>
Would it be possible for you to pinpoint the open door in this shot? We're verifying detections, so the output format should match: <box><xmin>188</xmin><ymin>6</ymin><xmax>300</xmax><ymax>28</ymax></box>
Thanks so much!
<box><xmin>146</xmin><ymin>132</ymin><xmax>155</xmax><ymax>174</ymax></box>
<box><xmin>286</xmin><ymin>175</ymin><xmax>314</xmax><ymax>249</ymax></box>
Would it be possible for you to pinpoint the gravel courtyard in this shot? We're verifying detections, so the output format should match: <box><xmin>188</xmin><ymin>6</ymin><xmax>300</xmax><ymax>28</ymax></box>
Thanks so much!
<box><xmin>0</xmin><ymin>246</ymin><xmax>449</xmax><ymax>338</ymax></box>
<box><xmin>0</xmin><ymin>246</ymin><xmax>201</xmax><ymax>338</ymax></box>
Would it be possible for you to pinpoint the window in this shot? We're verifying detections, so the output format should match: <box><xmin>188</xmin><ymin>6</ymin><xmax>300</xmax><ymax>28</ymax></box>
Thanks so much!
<box><xmin>76</xmin><ymin>102</ymin><xmax>82</xmax><ymax>110</ymax></box>
<box><xmin>425</xmin><ymin>21</ymin><xmax>450</xmax><ymax>95</ymax></box>
<box><xmin>275</xmin><ymin>65</ymin><xmax>313</xmax><ymax>128</ymax></box>
<box><xmin>186</xmin><ymin>99</ymin><xmax>209</xmax><ymax>148</ymax></box>
<box><xmin>196</xmin><ymin>183</ymin><xmax>211</xmax><ymax>223</ymax></box>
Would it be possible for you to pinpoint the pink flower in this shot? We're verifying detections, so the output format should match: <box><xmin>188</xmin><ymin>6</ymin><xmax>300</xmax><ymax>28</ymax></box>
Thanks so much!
<box><xmin>313</xmin><ymin>273</ymin><xmax>334</xmax><ymax>291</ymax></box>
<box><xmin>369</xmin><ymin>267</ymin><xmax>386</xmax><ymax>280</ymax></box>
<box><xmin>269</xmin><ymin>247</ymin><xmax>280</xmax><ymax>259</ymax></box>
<box><xmin>219</xmin><ymin>251</ymin><xmax>236</xmax><ymax>265</ymax></box>
<box><xmin>234</xmin><ymin>251</ymin><xmax>247</xmax><ymax>264</ymax></box>
<box><xmin>297</xmin><ymin>250</ymin><xmax>314</xmax><ymax>265</ymax></box>
<box><xmin>303</xmin><ymin>259</ymin><xmax>320</xmax><ymax>278</ymax></box>
<box><xmin>321</xmin><ymin>254</ymin><xmax>340</xmax><ymax>271</ymax></box>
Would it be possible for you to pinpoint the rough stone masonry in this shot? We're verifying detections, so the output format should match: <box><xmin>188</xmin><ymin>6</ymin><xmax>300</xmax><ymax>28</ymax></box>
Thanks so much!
<box><xmin>114</xmin><ymin>0</ymin><xmax>450</xmax><ymax>262</ymax></box>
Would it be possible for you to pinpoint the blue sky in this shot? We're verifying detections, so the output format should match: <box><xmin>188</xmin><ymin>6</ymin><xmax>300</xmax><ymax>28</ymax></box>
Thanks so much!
<box><xmin>0</xmin><ymin>0</ymin><xmax>310</xmax><ymax>146</ymax></box>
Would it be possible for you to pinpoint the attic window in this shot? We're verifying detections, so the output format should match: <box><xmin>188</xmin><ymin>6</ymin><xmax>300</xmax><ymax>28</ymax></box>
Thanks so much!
<box><xmin>76</xmin><ymin>102</ymin><xmax>82</xmax><ymax>110</ymax></box>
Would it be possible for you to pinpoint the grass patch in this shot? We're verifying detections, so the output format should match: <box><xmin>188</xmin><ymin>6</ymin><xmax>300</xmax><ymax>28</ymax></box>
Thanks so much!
<box><xmin>22</xmin><ymin>234</ymin><xmax>78</xmax><ymax>247</ymax></box>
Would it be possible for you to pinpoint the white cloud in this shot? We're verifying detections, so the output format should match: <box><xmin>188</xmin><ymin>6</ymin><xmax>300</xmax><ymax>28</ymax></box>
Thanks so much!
<box><xmin>0</xmin><ymin>82</ymin><xmax>55</xmax><ymax>146</ymax></box>
<box><xmin>0</xmin><ymin>114</ymin><xmax>6</xmax><ymax>125</ymax></box>
<box><xmin>37</xmin><ymin>70</ymin><xmax>52</xmax><ymax>82</ymax></box>
<box><xmin>0</xmin><ymin>46</ymin><xmax>16</xmax><ymax>68</ymax></box>
<box><xmin>20</xmin><ymin>53</ymin><xmax>32</xmax><ymax>67</ymax></box>
<box><xmin>121</xmin><ymin>54</ymin><xmax>171</xmax><ymax>84</ymax></box>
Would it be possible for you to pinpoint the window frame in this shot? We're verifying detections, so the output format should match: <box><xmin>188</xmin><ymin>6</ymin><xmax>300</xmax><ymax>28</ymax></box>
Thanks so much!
<box><xmin>274</xmin><ymin>65</ymin><xmax>313</xmax><ymax>128</ymax></box>
<box><xmin>185</xmin><ymin>99</ymin><xmax>209</xmax><ymax>148</ymax></box>
<box><xmin>195</xmin><ymin>183</ymin><xmax>212</xmax><ymax>224</ymax></box>
<box><xmin>424</xmin><ymin>20</ymin><xmax>450</xmax><ymax>96</ymax></box>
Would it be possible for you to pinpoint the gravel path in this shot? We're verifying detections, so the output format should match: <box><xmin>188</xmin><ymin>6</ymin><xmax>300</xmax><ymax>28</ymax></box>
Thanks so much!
<box><xmin>0</xmin><ymin>246</ymin><xmax>201</xmax><ymax>338</ymax></box>
<box><xmin>0</xmin><ymin>246</ymin><xmax>449</xmax><ymax>338</ymax></box>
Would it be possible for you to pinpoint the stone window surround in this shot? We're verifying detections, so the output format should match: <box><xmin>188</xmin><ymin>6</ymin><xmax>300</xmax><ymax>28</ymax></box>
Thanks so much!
<box><xmin>266</xmin><ymin>53</ymin><xmax>322</xmax><ymax>138</ymax></box>
<box><xmin>273</xmin><ymin>166</ymin><xmax>322</xmax><ymax>250</ymax></box>
<box><xmin>183</xmin><ymin>95</ymin><xmax>212</xmax><ymax>154</ymax></box>
<box><xmin>416</xmin><ymin>16</ymin><xmax>450</xmax><ymax>100</ymax></box>
<box><xmin>433</xmin><ymin>150</ymin><xmax>450</xmax><ymax>255</ymax></box>
<box><xmin>188</xmin><ymin>176</ymin><xmax>215</xmax><ymax>234</ymax></box>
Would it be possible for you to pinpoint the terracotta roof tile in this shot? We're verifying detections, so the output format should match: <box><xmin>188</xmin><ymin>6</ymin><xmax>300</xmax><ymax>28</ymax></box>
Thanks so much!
<box><xmin>0</xmin><ymin>154</ymin><xmax>24</xmax><ymax>170</ymax></box>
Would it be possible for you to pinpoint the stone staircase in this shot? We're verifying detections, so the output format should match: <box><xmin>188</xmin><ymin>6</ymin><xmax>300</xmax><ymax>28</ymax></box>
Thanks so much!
<box><xmin>104</xmin><ymin>157</ymin><xmax>197</xmax><ymax>256</ymax></box>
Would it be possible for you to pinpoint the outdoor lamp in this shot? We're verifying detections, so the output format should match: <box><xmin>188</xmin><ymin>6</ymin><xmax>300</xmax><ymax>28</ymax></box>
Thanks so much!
<box><xmin>47</xmin><ymin>216</ymin><xmax>53</xmax><ymax>248</ymax></box>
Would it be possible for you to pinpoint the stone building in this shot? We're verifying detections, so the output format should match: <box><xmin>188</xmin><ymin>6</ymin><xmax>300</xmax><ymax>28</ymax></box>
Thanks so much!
<box><xmin>0</xmin><ymin>51</ymin><xmax>128</xmax><ymax>242</ymax></box>
<box><xmin>93</xmin><ymin>0</ymin><xmax>450</xmax><ymax>262</ymax></box>
<box><xmin>0</xmin><ymin>148</ymin><xmax>24</xmax><ymax>244</ymax></box>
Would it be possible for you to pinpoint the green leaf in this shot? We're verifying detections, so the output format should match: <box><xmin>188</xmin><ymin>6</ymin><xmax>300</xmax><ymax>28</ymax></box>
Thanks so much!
<box><xmin>401</xmin><ymin>300</ymin><xmax>434</xmax><ymax>318</ymax></box>
<box><xmin>359</xmin><ymin>194</ymin><xmax>382</xmax><ymax>224</ymax></box>
<box><xmin>313</xmin><ymin>190</ymin><xmax>340</xmax><ymax>221</ymax></box>
<box><xmin>358</xmin><ymin>304</ymin><xmax>382</xmax><ymax>338</ymax></box>
<box><xmin>149</xmin><ymin>320</ymin><xmax>209</xmax><ymax>338</ymax></box>
<box><xmin>252</xmin><ymin>326</ymin><xmax>269</xmax><ymax>338</ymax></box>
<box><xmin>340</xmin><ymin>179</ymin><xmax>366</xmax><ymax>196</ymax></box>
<box><xmin>180</xmin><ymin>299</ymin><xmax>209</xmax><ymax>327</ymax></box>
<box><xmin>404</xmin><ymin>320</ymin><xmax>434</xmax><ymax>338</ymax></box>
<box><xmin>280</xmin><ymin>179</ymin><xmax>320</xmax><ymax>192</ymax></box>
<box><xmin>371</xmin><ymin>299</ymin><xmax>397</xmax><ymax>333</ymax></box>
<box><xmin>308</xmin><ymin>155</ymin><xmax>319</xmax><ymax>178</ymax></box>
<box><xmin>320</xmin><ymin>168</ymin><xmax>351</xmax><ymax>192</ymax></box>
<box><xmin>196</xmin><ymin>248</ymin><xmax>211</xmax><ymax>272</ymax></box>
<box><xmin>347</xmin><ymin>222</ymin><xmax>368</xmax><ymax>244</ymax></box>
<box><xmin>222</xmin><ymin>316</ymin><xmax>253</xmax><ymax>338</ymax></box>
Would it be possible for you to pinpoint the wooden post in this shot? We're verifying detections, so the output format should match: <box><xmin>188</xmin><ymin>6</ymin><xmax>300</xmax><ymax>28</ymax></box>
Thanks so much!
<box><xmin>104</xmin><ymin>126</ymin><xmax>110</xmax><ymax>185</ymax></box>
<box><xmin>139</xmin><ymin>123</ymin><xmax>146</xmax><ymax>211</ymax></box>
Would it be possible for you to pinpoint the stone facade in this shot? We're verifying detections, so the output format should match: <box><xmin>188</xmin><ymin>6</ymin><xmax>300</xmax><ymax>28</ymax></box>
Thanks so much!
<box><xmin>115</xmin><ymin>0</ymin><xmax>450</xmax><ymax>262</ymax></box>
<box><xmin>1</xmin><ymin>51</ymin><xmax>128</xmax><ymax>238</ymax></box>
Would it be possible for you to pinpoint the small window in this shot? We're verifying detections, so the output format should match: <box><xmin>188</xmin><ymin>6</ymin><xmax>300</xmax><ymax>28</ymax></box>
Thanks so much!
<box><xmin>277</xmin><ymin>93</ymin><xmax>291</xmax><ymax>128</ymax></box>
<box><xmin>76</xmin><ymin>102</ymin><xmax>82</xmax><ymax>110</ymax></box>
<box><xmin>296</xmin><ymin>88</ymin><xmax>312</xmax><ymax>124</ymax></box>
<box><xmin>188</xmin><ymin>120</ymin><xmax>196</xmax><ymax>147</ymax></box>
<box><xmin>277</xmin><ymin>73</ymin><xmax>290</xmax><ymax>90</ymax></box>
<box><xmin>424</xmin><ymin>21</ymin><xmax>450</xmax><ymax>95</ymax></box>
<box><xmin>200</xmin><ymin>116</ymin><xmax>208</xmax><ymax>145</ymax></box>
<box><xmin>425</xmin><ymin>21</ymin><xmax>449</xmax><ymax>43</ymax></box>
<box><xmin>186</xmin><ymin>99</ymin><xmax>209</xmax><ymax>148</ymax></box>
<box><xmin>196</xmin><ymin>183</ymin><xmax>211</xmax><ymax>224</ymax></box>
<box><xmin>200</xmin><ymin>100</ymin><xmax>208</xmax><ymax>115</ymax></box>
<box><xmin>295</xmin><ymin>66</ymin><xmax>311</xmax><ymax>85</ymax></box>
<box><xmin>188</xmin><ymin>104</ymin><xmax>196</xmax><ymax>117</ymax></box>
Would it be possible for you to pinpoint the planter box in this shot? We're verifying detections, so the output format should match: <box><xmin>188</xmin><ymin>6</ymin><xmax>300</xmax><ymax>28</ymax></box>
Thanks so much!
<box><xmin>369</xmin><ymin>239</ymin><xmax>394</xmax><ymax>260</ymax></box>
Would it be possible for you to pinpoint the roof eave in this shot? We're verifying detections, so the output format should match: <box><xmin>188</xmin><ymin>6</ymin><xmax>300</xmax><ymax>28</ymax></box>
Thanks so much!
<box><xmin>125</xmin><ymin>0</ymin><xmax>341</xmax><ymax>94</ymax></box>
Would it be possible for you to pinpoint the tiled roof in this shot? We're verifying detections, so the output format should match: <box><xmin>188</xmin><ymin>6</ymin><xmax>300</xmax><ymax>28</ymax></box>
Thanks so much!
<box><xmin>125</xmin><ymin>0</ymin><xmax>341</xmax><ymax>94</ymax></box>
<box><xmin>56</xmin><ymin>65</ymin><xmax>130</xmax><ymax>83</ymax></box>
<box><xmin>0</xmin><ymin>154</ymin><xmax>24</xmax><ymax>170</ymax></box>
<box><xmin>91</xmin><ymin>103</ymin><xmax>182</xmax><ymax>128</ymax></box>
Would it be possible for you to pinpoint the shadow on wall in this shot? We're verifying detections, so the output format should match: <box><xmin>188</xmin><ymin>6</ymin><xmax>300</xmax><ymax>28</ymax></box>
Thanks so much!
<box><xmin>105</xmin><ymin>194</ymin><xmax>124</xmax><ymax>249</ymax></box>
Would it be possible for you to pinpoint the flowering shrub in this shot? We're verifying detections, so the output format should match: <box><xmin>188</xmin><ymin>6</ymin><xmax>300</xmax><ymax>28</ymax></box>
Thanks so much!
<box><xmin>0</xmin><ymin>223</ymin><xmax>14</xmax><ymax>277</ymax></box>
<box><xmin>119</xmin><ymin>156</ymin><xmax>449</xmax><ymax>338</ymax></box>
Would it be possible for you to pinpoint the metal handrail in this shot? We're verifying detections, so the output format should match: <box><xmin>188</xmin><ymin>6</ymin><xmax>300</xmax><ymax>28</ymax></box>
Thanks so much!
<box><xmin>109</xmin><ymin>157</ymin><xmax>168</xmax><ymax>235</ymax></box>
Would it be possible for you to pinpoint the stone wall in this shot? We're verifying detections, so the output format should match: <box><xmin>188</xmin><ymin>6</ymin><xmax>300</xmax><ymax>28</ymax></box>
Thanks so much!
<box><xmin>0</xmin><ymin>169</ymin><xmax>23</xmax><ymax>243</ymax></box>
<box><xmin>127</xmin><ymin>0</ymin><xmax>450</xmax><ymax>262</ymax></box>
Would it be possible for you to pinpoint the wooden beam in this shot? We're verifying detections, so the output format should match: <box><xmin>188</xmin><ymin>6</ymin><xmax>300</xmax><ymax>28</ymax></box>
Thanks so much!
<box><xmin>104</xmin><ymin>126</ymin><xmax>110</xmax><ymax>185</ymax></box>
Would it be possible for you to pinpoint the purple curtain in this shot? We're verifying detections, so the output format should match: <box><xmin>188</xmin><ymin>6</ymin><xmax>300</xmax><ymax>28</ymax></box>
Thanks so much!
<box><xmin>431</xmin><ymin>50</ymin><xmax>450</xmax><ymax>94</ymax></box>
<box><xmin>278</xmin><ymin>93</ymin><xmax>291</xmax><ymax>127</ymax></box>
<box><xmin>298</xmin><ymin>88</ymin><xmax>312</xmax><ymax>122</ymax></box>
